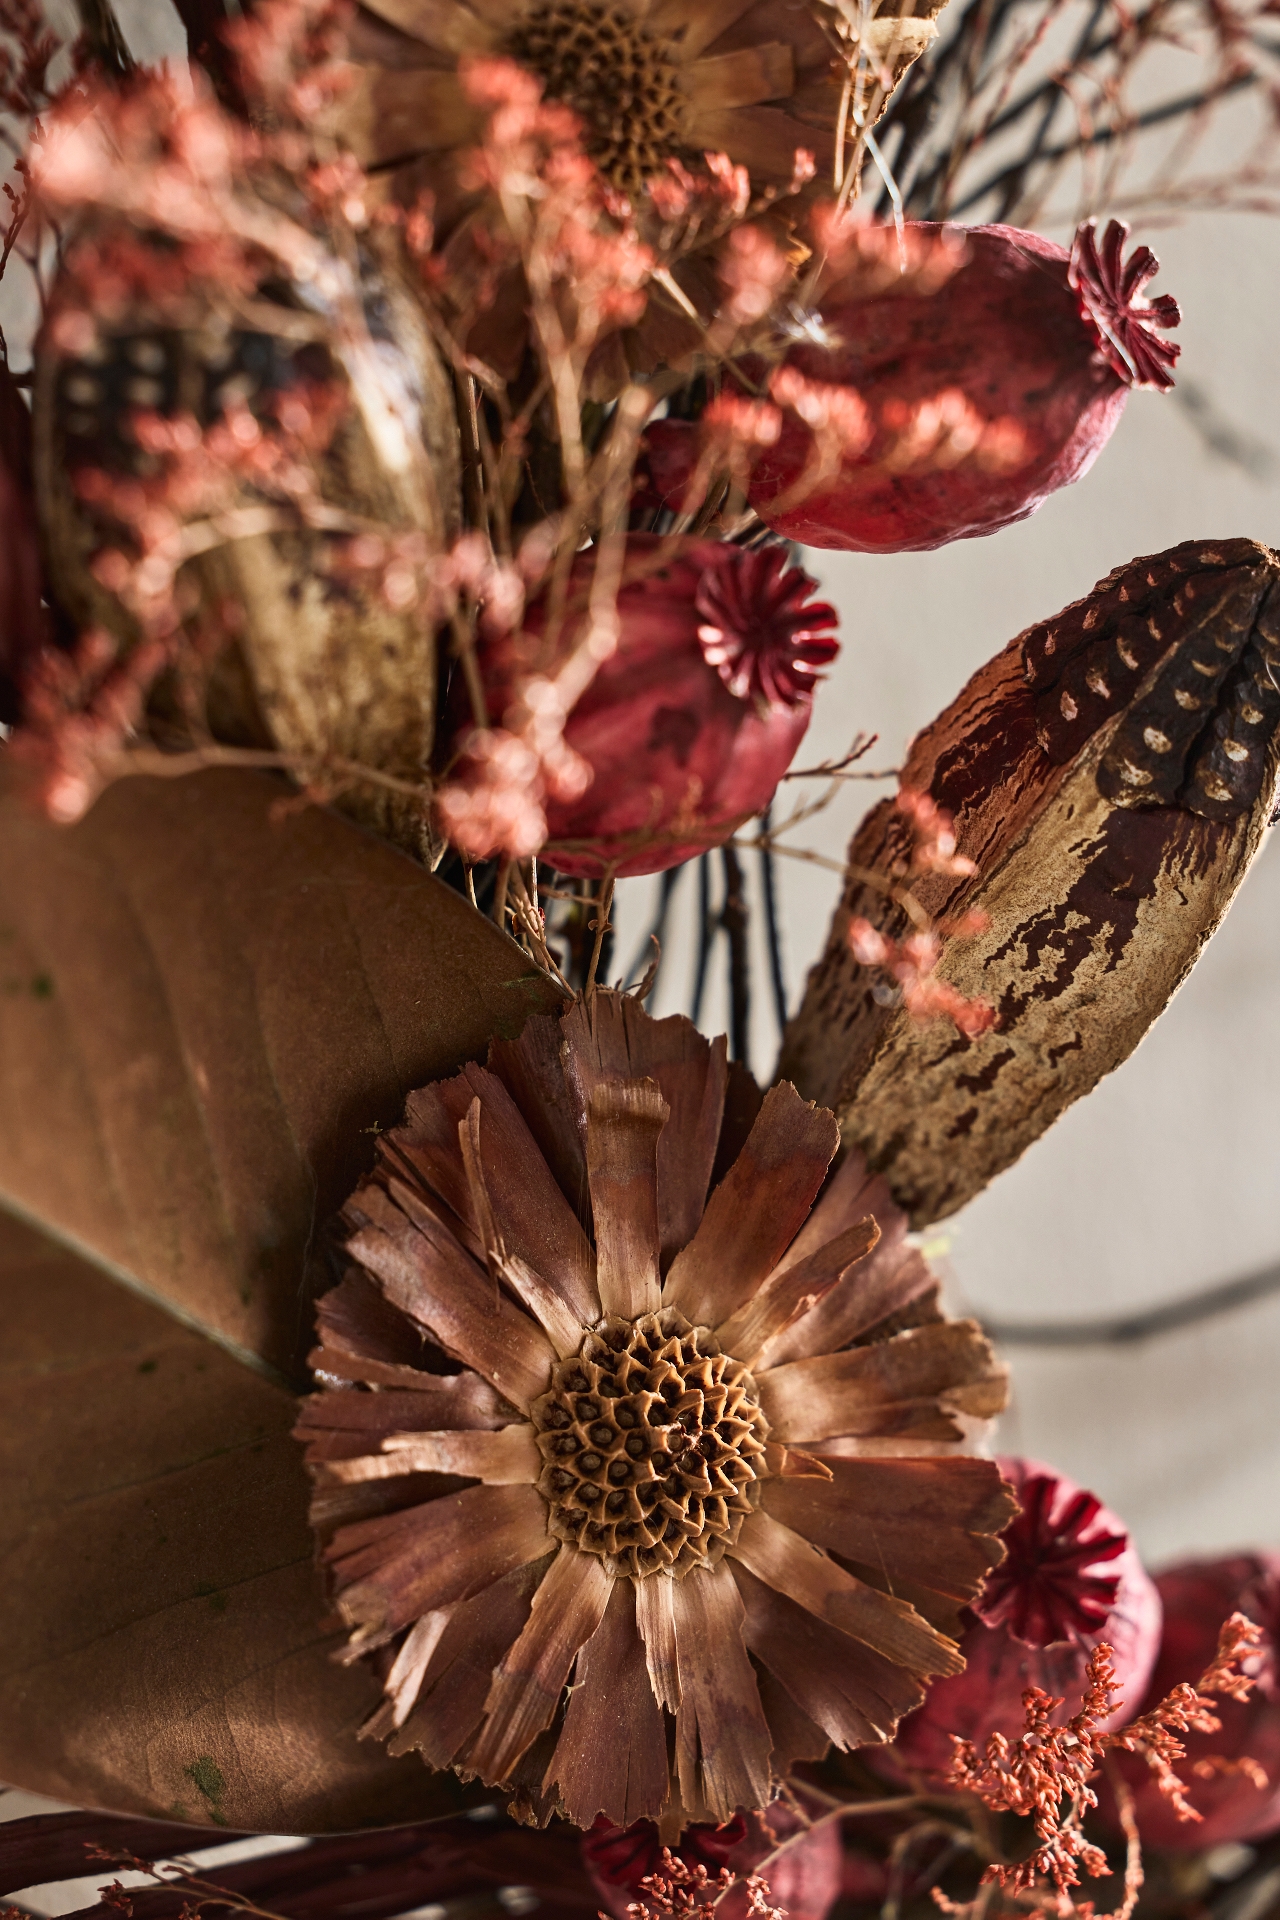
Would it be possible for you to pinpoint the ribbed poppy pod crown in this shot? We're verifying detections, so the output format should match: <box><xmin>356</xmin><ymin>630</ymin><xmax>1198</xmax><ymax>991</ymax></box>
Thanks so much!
<box><xmin>889</xmin><ymin>1458</ymin><xmax>1162</xmax><ymax>1778</ymax></box>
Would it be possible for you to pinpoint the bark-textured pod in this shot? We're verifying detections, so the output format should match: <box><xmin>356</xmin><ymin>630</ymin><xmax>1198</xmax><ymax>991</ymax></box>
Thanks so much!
<box><xmin>34</xmin><ymin>228</ymin><xmax>461</xmax><ymax>855</ymax></box>
<box><xmin>778</xmin><ymin>537</ymin><xmax>1280</xmax><ymax>1225</ymax></box>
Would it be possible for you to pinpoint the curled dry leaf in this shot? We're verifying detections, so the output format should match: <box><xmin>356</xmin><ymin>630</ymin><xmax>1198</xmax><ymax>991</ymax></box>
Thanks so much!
<box><xmin>0</xmin><ymin>762</ymin><xmax>564</xmax><ymax>1829</ymax></box>
<box><xmin>0</xmin><ymin>761</ymin><xmax>564</xmax><ymax>1380</ymax></box>
<box><xmin>0</xmin><ymin>1204</ymin><xmax>484</xmax><ymax>1830</ymax></box>
<box><xmin>779</xmin><ymin>537</ymin><xmax>1280</xmax><ymax>1225</ymax></box>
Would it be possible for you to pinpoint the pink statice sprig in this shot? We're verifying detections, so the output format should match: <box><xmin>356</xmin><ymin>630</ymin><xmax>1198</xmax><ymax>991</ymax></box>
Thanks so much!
<box><xmin>847</xmin><ymin>787</ymin><xmax>997</xmax><ymax>1040</ymax></box>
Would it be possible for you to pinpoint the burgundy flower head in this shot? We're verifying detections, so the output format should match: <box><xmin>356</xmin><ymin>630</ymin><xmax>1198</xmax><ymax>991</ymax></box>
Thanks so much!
<box><xmin>1069</xmin><ymin>217</ymin><xmax>1182</xmax><ymax>393</ymax></box>
<box><xmin>886</xmin><ymin>1458</ymin><xmax>1160</xmax><ymax>1780</ymax></box>
<box><xmin>973</xmin><ymin>1460</ymin><xmax>1128</xmax><ymax>1647</ymax></box>
<box><xmin>695</xmin><ymin>546</ymin><xmax>839</xmax><ymax>709</ymax></box>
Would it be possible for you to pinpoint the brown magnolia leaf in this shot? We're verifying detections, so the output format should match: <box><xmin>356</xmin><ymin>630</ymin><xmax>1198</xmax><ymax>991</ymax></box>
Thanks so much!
<box><xmin>0</xmin><ymin>1204</ymin><xmax>487</xmax><ymax>1830</ymax></box>
<box><xmin>780</xmin><ymin>537</ymin><xmax>1280</xmax><ymax>1225</ymax></box>
<box><xmin>0</xmin><ymin>762</ymin><xmax>565</xmax><ymax>1827</ymax></box>
<box><xmin>0</xmin><ymin>762</ymin><xmax>564</xmax><ymax>1381</ymax></box>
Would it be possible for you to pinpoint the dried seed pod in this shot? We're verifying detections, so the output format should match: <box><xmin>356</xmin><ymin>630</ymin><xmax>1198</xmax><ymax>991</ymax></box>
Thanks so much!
<box><xmin>640</xmin><ymin>221</ymin><xmax>1178</xmax><ymax>554</ymax></box>
<box><xmin>779</xmin><ymin>537</ymin><xmax>1280</xmax><ymax>1225</ymax></box>
<box><xmin>450</xmin><ymin>536</ymin><xmax>839</xmax><ymax>876</ymax></box>
<box><xmin>34</xmin><ymin>228</ymin><xmax>461</xmax><ymax>854</ymax></box>
<box><xmin>888</xmin><ymin>1458</ymin><xmax>1161</xmax><ymax>1777</ymax></box>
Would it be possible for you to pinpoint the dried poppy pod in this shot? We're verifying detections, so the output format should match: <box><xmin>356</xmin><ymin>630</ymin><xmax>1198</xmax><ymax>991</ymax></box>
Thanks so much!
<box><xmin>298</xmin><ymin>991</ymin><xmax>1014</xmax><ymax>1828</ymax></box>
<box><xmin>780</xmin><ymin>537</ymin><xmax>1280</xmax><ymax>1225</ymax></box>
<box><xmin>446</xmin><ymin>537</ymin><xmax>840</xmax><ymax>876</ymax></box>
<box><xmin>641</xmin><ymin>219</ymin><xmax>1179</xmax><ymax>552</ymax></box>
<box><xmin>1106</xmin><ymin>1555</ymin><xmax>1280</xmax><ymax>1849</ymax></box>
<box><xmin>887</xmin><ymin>1458</ymin><xmax>1161</xmax><ymax>1778</ymax></box>
<box><xmin>33</xmin><ymin>225</ymin><xmax>461</xmax><ymax>853</ymax></box>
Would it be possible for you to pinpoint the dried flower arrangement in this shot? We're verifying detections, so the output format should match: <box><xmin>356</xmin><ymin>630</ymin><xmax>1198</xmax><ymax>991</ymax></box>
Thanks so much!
<box><xmin>0</xmin><ymin>0</ymin><xmax>1279</xmax><ymax>1914</ymax></box>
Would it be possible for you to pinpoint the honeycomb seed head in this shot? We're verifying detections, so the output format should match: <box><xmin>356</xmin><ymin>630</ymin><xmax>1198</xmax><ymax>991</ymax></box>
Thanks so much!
<box><xmin>503</xmin><ymin>0</ymin><xmax>686</xmax><ymax>195</ymax></box>
<box><xmin>531</xmin><ymin>1307</ymin><xmax>769</xmax><ymax>1578</ymax></box>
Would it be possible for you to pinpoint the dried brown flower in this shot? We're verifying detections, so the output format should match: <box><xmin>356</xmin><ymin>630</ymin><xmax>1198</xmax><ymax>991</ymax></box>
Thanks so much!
<box><xmin>333</xmin><ymin>0</ymin><xmax>941</xmax><ymax>206</ymax></box>
<box><xmin>298</xmin><ymin>990</ymin><xmax>1014</xmax><ymax>1830</ymax></box>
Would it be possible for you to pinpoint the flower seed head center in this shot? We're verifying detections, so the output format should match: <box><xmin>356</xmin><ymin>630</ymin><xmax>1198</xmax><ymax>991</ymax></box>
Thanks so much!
<box><xmin>531</xmin><ymin>1306</ymin><xmax>769</xmax><ymax>1579</ymax></box>
<box><xmin>504</xmin><ymin>0</ymin><xmax>686</xmax><ymax>194</ymax></box>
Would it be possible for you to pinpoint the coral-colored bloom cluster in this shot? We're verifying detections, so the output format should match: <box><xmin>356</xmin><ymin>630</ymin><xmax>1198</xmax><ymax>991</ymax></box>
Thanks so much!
<box><xmin>847</xmin><ymin>789</ymin><xmax>996</xmax><ymax>1039</ymax></box>
<box><xmin>945</xmin><ymin>1615</ymin><xmax>1266</xmax><ymax>1913</ymax></box>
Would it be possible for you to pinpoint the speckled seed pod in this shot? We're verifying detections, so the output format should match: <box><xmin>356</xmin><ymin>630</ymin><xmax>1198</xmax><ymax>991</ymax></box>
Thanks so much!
<box><xmin>34</xmin><ymin>228</ymin><xmax>461</xmax><ymax>855</ymax></box>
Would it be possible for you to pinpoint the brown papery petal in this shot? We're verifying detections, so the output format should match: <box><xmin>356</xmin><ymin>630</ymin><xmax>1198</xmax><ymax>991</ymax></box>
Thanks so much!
<box><xmin>562</xmin><ymin>993</ymin><xmax>727</xmax><ymax>1267</ymax></box>
<box><xmin>647</xmin><ymin>0</ymin><xmax>758</xmax><ymax>60</ymax></box>
<box><xmin>457</xmin><ymin>1068</ymin><xmax>599</xmax><ymax>1324</ymax></box>
<box><xmin>488</xmin><ymin>1013</ymin><xmax>587</xmax><ymax>1223</ymax></box>
<box><xmin>331</xmin><ymin>1481</ymin><xmax>550</xmax><ymax>1641</ymax></box>
<box><xmin>389</xmin><ymin>1555</ymin><xmax>552</xmax><ymax>1768</ymax></box>
<box><xmin>547</xmin><ymin>1580</ymin><xmax>670</xmax><ymax>1827</ymax></box>
<box><xmin>635</xmin><ymin>1566</ymin><xmax>681</xmax><ymax>1713</ymax></box>
<box><xmin>663</xmin><ymin>1083</ymin><xmax>838</xmax><ymax>1329</ymax></box>
<box><xmin>586</xmin><ymin>1078</ymin><xmax>669</xmax><ymax>1319</ymax></box>
<box><xmin>323</xmin><ymin>1424</ymin><xmax>540</xmax><ymax>1484</ymax></box>
<box><xmin>310</xmin><ymin>1270</ymin><xmax>457</xmax><ymax>1389</ymax></box>
<box><xmin>686</xmin><ymin>42</ymin><xmax>795</xmax><ymax>112</ymax></box>
<box><xmin>730</xmin><ymin>1509</ymin><xmax>962</xmax><ymax>1678</ymax></box>
<box><xmin>670</xmin><ymin>1561</ymin><xmax>774</xmax><ymax>1824</ymax></box>
<box><xmin>764</xmin><ymin>1457</ymin><xmax>1016</xmax><ymax>1604</ymax></box>
<box><xmin>469</xmin><ymin>1543</ymin><xmax>615</xmax><ymax>1784</ymax></box>
<box><xmin>459</xmin><ymin>1101</ymin><xmax>585</xmax><ymax>1358</ymax></box>
<box><xmin>716</xmin><ymin>1217</ymin><xmax>879</xmax><ymax>1362</ymax></box>
<box><xmin>686</xmin><ymin>103</ymin><xmax>834</xmax><ymax>183</ymax></box>
<box><xmin>357</xmin><ymin>0</ymin><xmax>492</xmax><ymax>56</ymax></box>
<box><xmin>732</xmin><ymin>1561</ymin><xmax>926</xmax><ymax>1749</ymax></box>
<box><xmin>754</xmin><ymin>1664</ymin><xmax>832</xmax><ymax>1773</ymax></box>
<box><xmin>348</xmin><ymin>1179</ymin><xmax>554</xmax><ymax>1411</ymax></box>
<box><xmin>757</xmin><ymin>1322</ymin><xmax>1007</xmax><ymax>1444</ymax></box>
<box><xmin>772</xmin><ymin>1148</ymin><xmax>903</xmax><ymax>1276</ymax></box>
<box><xmin>360</xmin><ymin>1607</ymin><xmax>454</xmax><ymax>1740</ymax></box>
<box><xmin>758</xmin><ymin>1243</ymin><xmax>935</xmax><ymax>1370</ymax></box>
<box><xmin>297</xmin><ymin>1378</ymin><xmax>517</xmax><ymax>1463</ymax></box>
<box><xmin>387</xmin><ymin>1079</ymin><xmax>485</xmax><ymax>1260</ymax></box>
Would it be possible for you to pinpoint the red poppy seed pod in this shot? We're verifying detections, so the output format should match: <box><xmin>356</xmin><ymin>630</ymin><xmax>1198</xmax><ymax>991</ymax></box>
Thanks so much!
<box><xmin>459</xmin><ymin>536</ymin><xmax>839</xmax><ymax>877</ymax></box>
<box><xmin>640</xmin><ymin>219</ymin><xmax>1179</xmax><ymax>554</ymax></box>
<box><xmin>888</xmin><ymin>1458</ymin><xmax>1162</xmax><ymax>1776</ymax></box>
<box><xmin>1108</xmin><ymin>1555</ymin><xmax>1280</xmax><ymax>1849</ymax></box>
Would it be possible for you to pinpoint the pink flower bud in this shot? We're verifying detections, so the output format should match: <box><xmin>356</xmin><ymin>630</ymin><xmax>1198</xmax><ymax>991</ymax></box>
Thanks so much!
<box><xmin>887</xmin><ymin>1458</ymin><xmax>1162</xmax><ymax>1777</ymax></box>
<box><xmin>641</xmin><ymin>219</ymin><xmax>1179</xmax><ymax>553</ymax></box>
<box><xmin>1107</xmin><ymin>1555</ymin><xmax>1280</xmax><ymax>1848</ymax></box>
<box><xmin>456</xmin><ymin>536</ymin><xmax>839</xmax><ymax>877</ymax></box>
